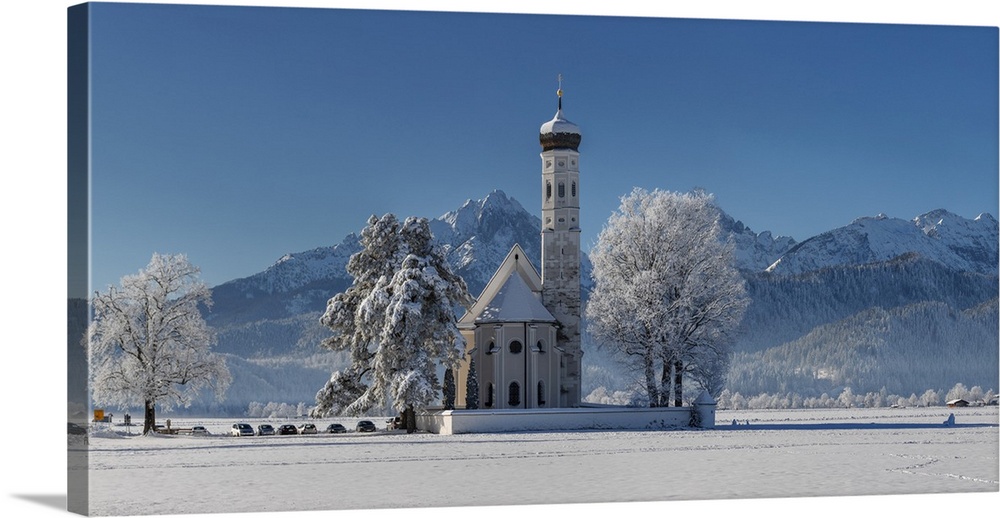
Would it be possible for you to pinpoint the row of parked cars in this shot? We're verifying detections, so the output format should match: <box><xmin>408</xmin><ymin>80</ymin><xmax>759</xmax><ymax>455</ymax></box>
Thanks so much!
<box><xmin>230</xmin><ymin>420</ymin><xmax>378</xmax><ymax>437</ymax></box>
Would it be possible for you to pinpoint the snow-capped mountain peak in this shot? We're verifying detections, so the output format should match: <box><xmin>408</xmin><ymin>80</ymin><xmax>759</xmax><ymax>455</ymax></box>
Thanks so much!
<box><xmin>209</xmin><ymin>191</ymin><xmax>554</xmax><ymax>326</ymax></box>
<box><xmin>436</xmin><ymin>189</ymin><xmax>530</xmax><ymax>241</ymax></box>
<box><xmin>717</xmin><ymin>211</ymin><xmax>797</xmax><ymax>271</ymax></box>
<box><xmin>766</xmin><ymin>210</ymin><xmax>998</xmax><ymax>275</ymax></box>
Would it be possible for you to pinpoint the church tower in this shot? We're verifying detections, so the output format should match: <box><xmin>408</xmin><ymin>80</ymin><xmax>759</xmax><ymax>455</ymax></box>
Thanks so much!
<box><xmin>539</xmin><ymin>78</ymin><xmax>582</xmax><ymax>407</ymax></box>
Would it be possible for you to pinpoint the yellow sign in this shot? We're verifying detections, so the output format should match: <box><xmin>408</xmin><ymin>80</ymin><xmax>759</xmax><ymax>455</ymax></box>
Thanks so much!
<box><xmin>93</xmin><ymin>409</ymin><xmax>105</xmax><ymax>421</ymax></box>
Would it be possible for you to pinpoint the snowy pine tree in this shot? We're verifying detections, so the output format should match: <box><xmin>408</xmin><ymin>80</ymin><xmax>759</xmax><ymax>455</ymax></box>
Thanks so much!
<box><xmin>313</xmin><ymin>214</ymin><xmax>472</xmax><ymax>416</ymax></box>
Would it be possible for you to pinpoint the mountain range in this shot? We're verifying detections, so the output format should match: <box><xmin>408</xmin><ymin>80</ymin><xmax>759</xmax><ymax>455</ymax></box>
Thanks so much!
<box><xmin>195</xmin><ymin>191</ymin><xmax>997</xmax><ymax>413</ymax></box>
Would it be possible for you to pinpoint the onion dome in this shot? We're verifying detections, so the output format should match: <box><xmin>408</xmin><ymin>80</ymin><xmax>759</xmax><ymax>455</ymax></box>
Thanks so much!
<box><xmin>539</xmin><ymin>80</ymin><xmax>581</xmax><ymax>151</ymax></box>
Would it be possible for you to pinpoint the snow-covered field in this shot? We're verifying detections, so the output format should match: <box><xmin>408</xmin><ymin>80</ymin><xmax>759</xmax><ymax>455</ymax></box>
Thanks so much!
<box><xmin>71</xmin><ymin>406</ymin><xmax>999</xmax><ymax>517</ymax></box>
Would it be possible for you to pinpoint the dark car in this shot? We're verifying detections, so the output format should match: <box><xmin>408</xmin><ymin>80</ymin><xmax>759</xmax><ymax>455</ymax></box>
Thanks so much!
<box><xmin>68</xmin><ymin>422</ymin><xmax>87</xmax><ymax>435</ymax></box>
<box><xmin>257</xmin><ymin>424</ymin><xmax>275</xmax><ymax>436</ymax></box>
<box><xmin>325</xmin><ymin>423</ymin><xmax>347</xmax><ymax>434</ymax></box>
<box><xmin>277</xmin><ymin>424</ymin><xmax>298</xmax><ymax>435</ymax></box>
<box><xmin>356</xmin><ymin>420</ymin><xmax>377</xmax><ymax>432</ymax></box>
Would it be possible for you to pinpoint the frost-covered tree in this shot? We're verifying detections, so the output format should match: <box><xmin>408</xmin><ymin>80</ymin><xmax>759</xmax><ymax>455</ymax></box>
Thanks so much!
<box><xmin>946</xmin><ymin>383</ymin><xmax>970</xmax><ymax>402</ymax></box>
<box><xmin>920</xmin><ymin>389</ymin><xmax>940</xmax><ymax>407</ymax></box>
<box><xmin>838</xmin><ymin>387</ymin><xmax>856</xmax><ymax>408</ymax></box>
<box><xmin>85</xmin><ymin>253</ymin><xmax>231</xmax><ymax>434</ymax></box>
<box><xmin>969</xmin><ymin>386</ymin><xmax>984</xmax><ymax>404</ymax></box>
<box><xmin>312</xmin><ymin>214</ymin><xmax>472</xmax><ymax>417</ymax></box>
<box><xmin>586</xmin><ymin>188</ymin><xmax>749</xmax><ymax>407</ymax></box>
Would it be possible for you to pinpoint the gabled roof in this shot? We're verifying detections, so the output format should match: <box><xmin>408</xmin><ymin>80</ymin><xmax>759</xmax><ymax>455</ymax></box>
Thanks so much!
<box><xmin>459</xmin><ymin>244</ymin><xmax>551</xmax><ymax>326</ymax></box>
<box><xmin>476</xmin><ymin>271</ymin><xmax>556</xmax><ymax>324</ymax></box>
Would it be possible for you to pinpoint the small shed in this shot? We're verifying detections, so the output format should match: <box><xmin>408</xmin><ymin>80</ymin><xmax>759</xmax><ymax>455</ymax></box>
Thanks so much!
<box><xmin>946</xmin><ymin>399</ymin><xmax>969</xmax><ymax>408</ymax></box>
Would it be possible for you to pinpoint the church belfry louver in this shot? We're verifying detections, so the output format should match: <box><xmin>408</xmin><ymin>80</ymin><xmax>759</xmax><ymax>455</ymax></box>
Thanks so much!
<box><xmin>457</xmin><ymin>78</ymin><xmax>584</xmax><ymax>409</ymax></box>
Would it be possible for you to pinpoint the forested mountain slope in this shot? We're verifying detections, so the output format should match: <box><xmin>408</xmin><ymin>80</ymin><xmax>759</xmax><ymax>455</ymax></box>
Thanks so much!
<box><xmin>728</xmin><ymin>298</ymin><xmax>999</xmax><ymax>397</ymax></box>
<box><xmin>735</xmin><ymin>253</ymin><xmax>998</xmax><ymax>354</ymax></box>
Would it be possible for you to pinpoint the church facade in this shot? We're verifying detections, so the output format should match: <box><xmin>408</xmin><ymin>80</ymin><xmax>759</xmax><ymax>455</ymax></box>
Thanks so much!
<box><xmin>456</xmin><ymin>88</ymin><xmax>584</xmax><ymax>409</ymax></box>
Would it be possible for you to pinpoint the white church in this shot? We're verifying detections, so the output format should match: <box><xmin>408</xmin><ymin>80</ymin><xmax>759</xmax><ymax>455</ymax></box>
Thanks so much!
<box><xmin>455</xmin><ymin>85</ymin><xmax>584</xmax><ymax>410</ymax></box>
<box><xmin>420</xmin><ymin>85</ymin><xmax>716</xmax><ymax>434</ymax></box>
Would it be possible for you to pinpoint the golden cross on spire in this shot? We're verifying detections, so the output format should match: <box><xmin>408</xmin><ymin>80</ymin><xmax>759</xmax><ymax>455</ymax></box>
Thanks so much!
<box><xmin>557</xmin><ymin>73</ymin><xmax>564</xmax><ymax>111</ymax></box>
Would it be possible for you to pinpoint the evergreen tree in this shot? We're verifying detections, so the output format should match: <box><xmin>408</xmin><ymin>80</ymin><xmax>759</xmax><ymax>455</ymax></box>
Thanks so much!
<box><xmin>313</xmin><ymin>214</ymin><xmax>473</xmax><ymax>417</ymax></box>
<box><xmin>442</xmin><ymin>368</ymin><xmax>456</xmax><ymax>410</ymax></box>
<box><xmin>465</xmin><ymin>357</ymin><xmax>479</xmax><ymax>410</ymax></box>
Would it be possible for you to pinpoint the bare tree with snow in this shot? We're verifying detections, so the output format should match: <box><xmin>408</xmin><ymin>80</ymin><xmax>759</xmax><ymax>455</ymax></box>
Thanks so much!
<box><xmin>586</xmin><ymin>188</ymin><xmax>748</xmax><ymax>407</ymax></box>
<box><xmin>312</xmin><ymin>214</ymin><xmax>472</xmax><ymax>417</ymax></box>
<box><xmin>85</xmin><ymin>253</ymin><xmax>231</xmax><ymax>434</ymax></box>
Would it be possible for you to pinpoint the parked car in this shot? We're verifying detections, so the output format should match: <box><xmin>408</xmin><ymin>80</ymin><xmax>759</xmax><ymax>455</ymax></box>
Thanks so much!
<box><xmin>298</xmin><ymin>423</ymin><xmax>318</xmax><ymax>435</ymax></box>
<box><xmin>325</xmin><ymin>423</ymin><xmax>347</xmax><ymax>434</ymax></box>
<box><xmin>257</xmin><ymin>424</ymin><xmax>275</xmax><ymax>436</ymax></box>
<box><xmin>230</xmin><ymin>423</ymin><xmax>254</xmax><ymax>437</ymax></box>
<box><xmin>356</xmin><ymin>420</ymin><xmax>377</xmax><ymax>432</ymax></box>
<box><xmin>68</xmin><ymin>422</ymin><xmax>87</xmax><ymax>435</ymax></box>
<box><xmin>189</xmin><ymin>425</ymin><xmax>209</xmax><ymax>436</ymax></box>
<box><xmin>277</xmin><ymin>424</ymin><xmax>298</xmax><ymax>435</ymax></box>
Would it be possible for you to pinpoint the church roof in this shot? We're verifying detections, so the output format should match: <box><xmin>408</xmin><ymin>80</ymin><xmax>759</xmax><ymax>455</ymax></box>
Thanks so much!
<box><xmin>539</xmin><ymin>108</ymin><xmax>582</xmax><ymax>151</ymax></box>
<box><xmin>459</xmin><ymin>244</ymin><xmax>551</xmax><ymax>327</ymax></box>
<box><xmin>476</xmin><ymin>271</ymin><xmax>556</xmax><ymax>324</ymax></box>
<box><xmin>539</xmin><ymin>108</ymin><xmax>581</xmax><ymax>137</ymax></box>
<box><xmin>539</xmin><ymin>81</ymin><xmax>581</xmax><ymax>151</ymax></box>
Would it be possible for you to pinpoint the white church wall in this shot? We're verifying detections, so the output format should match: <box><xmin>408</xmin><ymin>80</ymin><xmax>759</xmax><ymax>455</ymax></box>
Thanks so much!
<box><xmin>417</xmin><ymin>405</ymin><xmax>701</xmax><ymax>435</ymax></box>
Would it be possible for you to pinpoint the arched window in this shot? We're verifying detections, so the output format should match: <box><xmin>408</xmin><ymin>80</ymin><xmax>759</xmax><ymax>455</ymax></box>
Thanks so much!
<box><xmin>571</xmin><ymin>182</ymin><xmax>576</xmax><ymax>197</ymax></box>
<box><xmin>537</xmin><ymin>381</ymin><xmax>546</xmax><ymax>406</ymax></box>
<box><xmin>534</xmin><ymin>340</ymin><xmax>544</xmax><ymax>352</ymax></box>
<box><xmin>508</xmin><ymin>340</ymin><xmax>522</xmax><ymax>354</ymax></box>
<box><xmin>485</xmin><ymin>383</ymin><xmax>494</xmax><ymax>408</ymax></box>
<box><xmin>558</xmin><ymin>183</ymin><xmax>565</xmax><ymax>198</ymax></box>
<box><xmin>508</xmin><ymin>382</ymin><xmax>521</xmax><ymax>407</ymax></box>
<box><xmin>546</xmin><ymin>182</ymin><xmax>552</xmax><ymax>200</ymax></box>
<box><xmin>486</xmin><ymin>341</ymin><xmax>496</xmax><ymax>354</ymax></box>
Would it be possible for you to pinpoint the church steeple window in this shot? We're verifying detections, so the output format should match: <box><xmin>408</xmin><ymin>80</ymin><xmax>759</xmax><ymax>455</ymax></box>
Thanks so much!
<box><xmin>546</xmin><ymin>182</ymin><xmax>552</xmax><ymax>200</ymax></box>
<box><xmin>558</xmin><ymin>183</ymin><xmax>565</xmax><ymax>198</ymax></box>
<box><xmin>572</xmin><ymin>182</ymin><xmax>576</xmax><ymax>197</ymax></box>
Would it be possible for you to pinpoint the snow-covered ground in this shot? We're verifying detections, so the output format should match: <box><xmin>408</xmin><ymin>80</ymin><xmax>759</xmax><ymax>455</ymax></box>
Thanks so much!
<box><xmin>71</xmin><ymin>406</ymin><xmax>999</xmax><ymax>517</ymax></box>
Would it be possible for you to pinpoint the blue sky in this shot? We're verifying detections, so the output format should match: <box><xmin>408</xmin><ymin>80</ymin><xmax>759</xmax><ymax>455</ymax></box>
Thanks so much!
<box><xmin>85</xmin><ymin>2</ymin><xmax>998</xmax><ymax>291</ymax></box>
